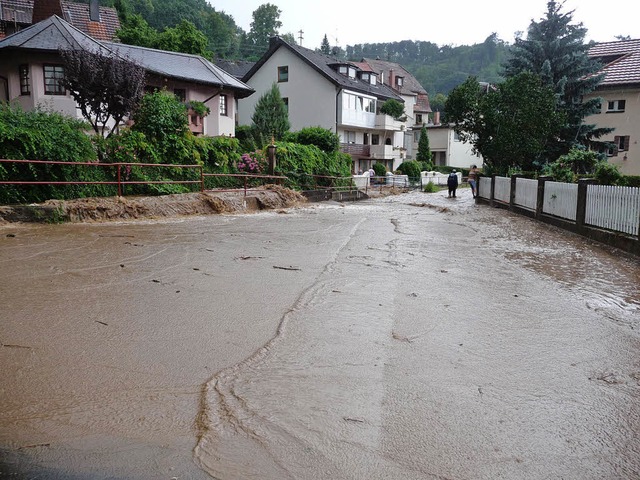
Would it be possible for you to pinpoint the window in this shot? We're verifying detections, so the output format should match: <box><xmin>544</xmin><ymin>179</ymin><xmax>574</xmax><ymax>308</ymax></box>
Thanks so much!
<box><xmin>363</xmin><ymin>133</ymin><xmax>369</xmax><ymax>145</ymax></box>
<box><xmin>348</xmin><ymin>67</ymin><xmax>356</xmax><ymax>79</ymax></box>
<box><xmin>370</xmin><ymin>74</ymin><xmax>377</xmax><ymax>85</ymax></box>
<box><xmin>344</xmin><ymin>130</ymin><xmax>356</xmax><ymax>144</ymax></box>
<box><xmin>361</xmin><ymin>73</ymin><xmax>370</xmax><ymax>82</ymax></box>
<box><xmin>282</xmin><ymin>97</ymin><xmax>288</xmax><ymax>112</ymax></box>
<box><xmin>396</xmin><ymin>76</ymin><xmax>404</xmax><ymax>87</ymax></box>
<box><xmin>607</xmin><ymin>136</ymin><xmax>630</xmax><ymax>156</ymax></box>
<box><xmin>454</xmin><ymin>131</ymin><xmax>461</xmax><ymax>142</ymax></box>
<box><xmin>43</xmin><ymin>65</ymin><xmax>65</xmax><ymax>95</ymax></box>
<box><xmin>607</xmin><ymin>100</ymin><xmax>626</xmax><ymax>112</ymax></box>
<box><xmin>174</xmin><ymin>89</ymin><xmax>186</xmax><ymax>102</ymax></box>
<box><xmin>278</xmin><ymin>66</ymin><xmax>288</xmax><ymax>82</ymax></box>
<box><xmin>364</xmin><ymin>98</ymin><xmax>375</xmax><ymax>113</ymax></box>
<box><xmin>371</xmin><ymin>134</ymin><xmax>380</xmax><ymax>145</ymax></box>
<box><xmin>19</xmin><ymin>64</ymin><xmax>30</xmax><ymax>95</ymax></box>
<box><xmin>415</xmin><ymin>113</ymin><xmax>423</xmax><ymax>124</ymax></box>
<box><xmin>219</xmin><ymin>94</ymin><xmax>227</xmax><ymax>115</ymax></box>
<box><xmin>414</xmin><ymin>131</ymin><xmax>420</xmax><ymax>142</ymax></box>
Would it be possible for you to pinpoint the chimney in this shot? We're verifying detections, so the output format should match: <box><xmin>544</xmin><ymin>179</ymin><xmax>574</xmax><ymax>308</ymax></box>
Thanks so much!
<box><xmin>32</xmin><ymin>0</ymin><xmax>64</xmax><ymax>23</ymax></box>
<box><xmin>434</xmin><ymin>111</ymin><xmax>441</xmax><ymax>125</ymax></box>
<box><xmin>388</xmin><ymin>69</ymin><xmax>394</xmax><ymax>88</ymax></box>
<box><xmin>89</xmin><ymin>0</ymin><xmax>100</xmax><ymax>22</ymax></box>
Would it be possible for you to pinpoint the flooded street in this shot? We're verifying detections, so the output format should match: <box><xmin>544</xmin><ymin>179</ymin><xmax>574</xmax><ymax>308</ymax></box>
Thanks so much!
<box><xmin>1</xmin><ymin>189</ymin><xmax>639</xmax><ymax>479</ymax></box>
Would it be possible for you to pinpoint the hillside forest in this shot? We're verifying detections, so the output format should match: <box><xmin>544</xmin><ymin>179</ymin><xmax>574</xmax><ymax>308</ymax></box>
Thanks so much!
<box><xmin>99</xmin><ymin>0</ymin><xmax>509</xmax><ymax>99</ymax></box>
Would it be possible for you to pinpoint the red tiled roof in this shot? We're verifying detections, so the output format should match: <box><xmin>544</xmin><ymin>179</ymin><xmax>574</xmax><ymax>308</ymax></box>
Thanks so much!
<box><xmin>589</xmin><ymin>39</ymin><xmax>640</xmax><ymax>86</ymax></box>
<box><xmin>0</xmin><ymin>0</ymin><xmax>120</xmax><ymax>40</ymax></box>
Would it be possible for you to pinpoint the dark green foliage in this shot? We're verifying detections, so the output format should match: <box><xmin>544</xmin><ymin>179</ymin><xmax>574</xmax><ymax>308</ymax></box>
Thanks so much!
<box><xmin>284</xmin><ymin>127</ymin><xmax>339</xmax><ymax>154</ymax></box>
<box><xmin>396</xmin><ymin>160</ymin><xmax>421</xmax><ymax>179</ymax></box>
<box><xmin>372</xmin><ymin>162</ymin><xmax>387</xmax><ymax>177</ymax></box>
<box><xmin>274</xmin><ymin>142</ymin><xmax>351</xmax><ymax>190</ymax></box>
<box><xmin>503</xmin><ymin>1</ymin><xmax>610</xmax><ymax>158</ymax></box>
<box><xmin>131</xmin><ymin>90</ymin><xmax>189</xmax><ymax>145</ymax></box>
<box><xmin>416</xmin><ymin>124</ymin><xmax>432</xmax><ymax>166</ymax></box>
<box><xmin>379</xmin><ymin>99</ymin><xmax>405</xmax><ymax>120</ymax></box>
<box><xmin>243</xmin><ymin>3</ymin><xmax>282</xmax><ymax>58</ymax></box>
<box><xmin>115</xmin><ymin>13</ymin><xmax>158</xmax><ymax>47</ymax></box>
<box><xmin>445</xmin><ymin>74</ymin><xmax>565</xmax><ymax>175</ymax></box>
<box><xmin>251</xmin><ymin>83</ymin><xmax>290</xmax><ymax>141</ymax></box>
<box><xmin>156</xmin><ymin>19</ymin><xmax>210</xmax><ymax>57</ymax></box>
<box><xmin>423</xmin><ymin>181</ymin><xmax>438</xmax><ymax>193</ymax></box>
<box><xmin>235</xmin><ymin>125</ymin><xmax>259</xmax><ymax>152</ymax></box>
<box><xmin>320</xmin><ymin>34</ymin><xmax>331</xmax><ymax>54</ymax></box>
<box><xmin>593</xmin><ymin>162</ymin><xmax>623</xmax><ymax>186</ymax></box>
<box><xmin>0</xmin><ymin>105</ymin><xmax>110</xmax><ymax>204</ymax></box>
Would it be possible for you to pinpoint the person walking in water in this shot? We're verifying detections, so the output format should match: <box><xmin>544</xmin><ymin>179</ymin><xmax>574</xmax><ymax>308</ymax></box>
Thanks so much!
<box><xmin>468</xmin><ymin>164</ymin><xmax>479</xmax><ymax>198</ymax></box>
<box><xmin>447</xmin><ymin>170</ymin><xmax>459</xmax><ymax>198</ymax></box>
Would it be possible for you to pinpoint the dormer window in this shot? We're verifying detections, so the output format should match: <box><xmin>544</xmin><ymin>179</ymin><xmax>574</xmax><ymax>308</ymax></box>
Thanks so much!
<box><xmin>361</xmin><ymin>72</ymin><xmax>370</xmax><ymax>82</ymax></box>
<box><xmin>338</xmin><ymin>65</ymin><xmax>348</xmax><ymax>75</ymax></box>
<box><xmin>396</xmin><ymin>76</ymin><xmax>404</xmax><ymax>87</ymax></box>
<box><xmin>370</xmin><ymin>74</ymin><xmax>377</xmax><ymax>85</ymax></box>
<box><xmin>348</xmin><ymin>67</ymin><xmax>356</xmax><ymax>79</ymax></box>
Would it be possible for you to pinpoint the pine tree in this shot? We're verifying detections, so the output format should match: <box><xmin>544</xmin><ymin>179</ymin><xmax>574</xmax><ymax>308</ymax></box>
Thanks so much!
<box><xmin>251</xmin><ymin>83</ymin><xmax>290</xmax><ymax>142</ymax></box>
<box><xmin>320</xmin><ymin>34</ymin><xmax>331</xmax><ymax>54</ymax></box>
<box><xmin>503</xmin><ymin>1</ymin><xmax>610</xmax><ymax>163</ymax></box>
<box><xmin>416</xmin><ymin>124</ymin><xmax>432</xmax><ymax>166</ymax></box>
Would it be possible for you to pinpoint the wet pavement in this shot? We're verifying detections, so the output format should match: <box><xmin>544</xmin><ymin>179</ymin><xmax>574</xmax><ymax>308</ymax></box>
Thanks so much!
<box><xmin>1</xmin><ymin>188</ymin><xmax>639</xmax><ymax>479</ymax></box>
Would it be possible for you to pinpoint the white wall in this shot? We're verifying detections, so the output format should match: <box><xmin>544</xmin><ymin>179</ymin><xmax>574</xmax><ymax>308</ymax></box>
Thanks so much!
<box><xmin>238</xmin><ymin>47</ymin><xmax>337</xmax><ymax>132</ymax></box>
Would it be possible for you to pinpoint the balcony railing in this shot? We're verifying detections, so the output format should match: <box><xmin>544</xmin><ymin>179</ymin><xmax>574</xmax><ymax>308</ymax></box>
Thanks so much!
<box><xmin>340</xmin><ymin>143</ymin><xmax>370</xmax><ymax>156</ymax></box>
<box><xmin>374</xmin><ymin>114</ymin><xmax>404</xmax><ymax>131</ymax></box>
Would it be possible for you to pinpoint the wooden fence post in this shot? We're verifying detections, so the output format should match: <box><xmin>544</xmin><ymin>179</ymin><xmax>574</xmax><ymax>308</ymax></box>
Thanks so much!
<box><xmin>576</xmin><ymin>178</ymin><xmax>596</xmax><ymax>231</ymax></box>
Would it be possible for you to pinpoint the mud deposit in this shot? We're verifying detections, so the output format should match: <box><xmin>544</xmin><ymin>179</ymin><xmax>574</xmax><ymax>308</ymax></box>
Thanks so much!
<box><xmin>1</xmin><ymin>188</ymin><xmax>639</xmax><ymax>479</ymax></box>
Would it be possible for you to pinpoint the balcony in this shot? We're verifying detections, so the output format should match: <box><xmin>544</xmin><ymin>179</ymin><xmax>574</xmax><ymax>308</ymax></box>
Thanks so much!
<box><xmin>341</xmin><ymin>143</ymin><xmax>370</xmax><ymax>157</ymax></box>
<box><xmin>188</xmin><ymin>109</ymin><xmax>204</xmax><ymax>135</ymax></box>
<box><xmin>375</xmin><ymin>114</ymin><xmax>404</xmax><ymax>131</ymax></box>
<box><xmin>370</xmin><ymin>144</ymin><xmax>402</xmax><ymax>160</ymax></box>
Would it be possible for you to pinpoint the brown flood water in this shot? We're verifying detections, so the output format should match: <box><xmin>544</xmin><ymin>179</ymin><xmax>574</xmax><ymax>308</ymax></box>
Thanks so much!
<box><xmin>1</xmin><ymin>188</ymin><xmax>639</xmax><ymax>479</ymax></box>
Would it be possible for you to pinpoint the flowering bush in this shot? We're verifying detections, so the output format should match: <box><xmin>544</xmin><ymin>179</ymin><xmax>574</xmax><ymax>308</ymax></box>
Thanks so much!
<box><xmin>237</xmin><ymin>151</ymin><xmax>266</xmax><ymax>173</ymax></box>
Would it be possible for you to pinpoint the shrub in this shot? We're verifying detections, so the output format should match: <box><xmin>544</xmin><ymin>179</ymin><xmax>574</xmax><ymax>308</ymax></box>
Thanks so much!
<box><xmin>273</xmin><ymin>142</ymin><xmax>351</xmax><ymax>189</ymax></box>
<box><xmin>593</xmin><ymin>161</ymin><xmax>623</xmax><ymax>186</ymax></box>
<box><xmin>423</xmin><ymin>181</ymin><xmax>438</xmax><ymax>193</ymax></box>
<box><xmin>235</xmin><ymin>125</ymin><xmax>258</xmax><ymax>152</ymax></box>
<box><xmin>543</xmin><ymin>160</ymin><xmax>575</xmax><ymax>183</ymax></box>
<box><xmin>285</xmin><ymin>127</ymin><xmax>339</xmax><ymax>154</ymax></box>
<box><xmin>372</xmin><ymin>162</ymin><xmax>387</xmax><ymax>177</ymax></box>
<box><xmin>396</xmin><ymin>160</ymin><xmax>421</xmax><ymax>179</ymax></box>
<box><xmin>379</xmin><ymin>99</ymin><xmax>406</xmax><ymax>121</ymax></box>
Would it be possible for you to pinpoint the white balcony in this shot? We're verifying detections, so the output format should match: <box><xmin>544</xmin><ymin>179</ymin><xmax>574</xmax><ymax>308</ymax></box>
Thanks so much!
<box><xmin>370</xmin><ymin>144</ymin><xmax>402</xmax><ymax>160</ymax></box>
<box><xmin>375</xmin><ymin>114</ymin><xmax>404</xmax><ymax>131</ymax></box>
<box><xmin>339</xmin><ymin>109</ymin><xmax>375</xmax><ymax>128</ymax></box>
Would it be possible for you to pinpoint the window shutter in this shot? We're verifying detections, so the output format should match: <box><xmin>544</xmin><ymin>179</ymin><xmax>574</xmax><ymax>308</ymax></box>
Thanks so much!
<box><xmin>623</xmin><ymin>136</ymin><xmax>630</xmax><ymax>151</ymax></box>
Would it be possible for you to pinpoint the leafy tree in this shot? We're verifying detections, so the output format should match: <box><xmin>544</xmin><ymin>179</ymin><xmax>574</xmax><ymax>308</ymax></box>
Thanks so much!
<box><xmin>429</xmin><ymin>93</ymin><xmax>447</xmax><ymax>113</ymax></box>
<box><xmin>251</xmin><ymin>83</ymin><xmax>290</xmax><ymax>142</ymax></box>
<box><xmin>60</xmin><ymin>48</ymin><xmax>146</xmax><ymax>139</ymax></box>
<box><xmin>396</xmin><ymin>160</ymin><xmax>421</xmax><ymax>179</ymax></box>
<box><xmin>416</xmin><ymin>124</ymin><xmax>432</xmax><ymax>166</ymax></box>
<box><xmin>156</xmin><ymin>19</ymin><xmax>210</xmax><ymax>57</ymax></box>
<box><xmin>203</xmin><ymin>9</ymin><xmax>240</xmax><ymax>58</ymax></box>
<box><xmin>131</xmin><ymin>90</ymin><xmax>189</xmax><ymax>145</ymax></box>
<box><xmin>503</xmin><ymin>1</ymin><xmax>610</xmax><ymax>160</ymax></box>
<box><xmin>445</xmin><ymin>73</ymin><xmax>565</xmax><ymax>175</ymax></box>
<box><xmin>115</xmin><ymin>13</ymin><xmax>158</xmax><ymax>47</ymax></box>
<box><xmin>320</xmin><ymin>34</ymin><xmax>331</xmax><ymax>54</ymax></box>
<box><xmin>379</xmin><ymin>99</ymin><xmax>405</xmax><ymax>120</ymax></box>
<box><xmin>245</xmin><ymin>3</ymin><xmax>282</xmax><ymax>57</ymax></box>
<box><xmin>285</xmin><ymin>127</ymin><xmax>339</xmax><ymax>154</ymax></box>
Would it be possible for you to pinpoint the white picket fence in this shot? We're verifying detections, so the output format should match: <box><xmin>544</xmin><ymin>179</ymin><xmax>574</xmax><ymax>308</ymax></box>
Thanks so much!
<box><xmin>479</xmin><ymin>177</ymin><xmax>492</xmax><ymax>199</ymax></box>
<box><xmin>586</xmin><ymin>185</ymin><xmax>640</xmax><ymax>236</ymax></box>
<box><xmin>514</xmin><ymin>177</ymin><xmax>538</xmax><ymax>210</ymax></box>
<box><xmin>494</xmin><ymin>176</ymin><xmax>511</xmax><ymax>203</ymax></box>
<box><xmin>543</xmin><ymin>181</ymin><xmax>578</xmax><ymax>221</ymax></box>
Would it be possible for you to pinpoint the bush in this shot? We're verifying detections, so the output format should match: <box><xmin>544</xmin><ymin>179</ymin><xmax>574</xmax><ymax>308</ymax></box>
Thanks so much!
<box><xmin>593</xmin><ymin>161</ymin><xmax>623</xmax><ymax>186</ymax></box>
<box><xmin>396</xmin><ymin>160</ymin><xmax>421</xmax><ymax>179</ymax></box>
<box><xmin>235</xmin><ymin>125</ymin><xmax>258</xmax><ymax>152</ymax></box>
<box><xmin>0</xmin><ymin>104</ymin><xmax>108</xmax><ymax>204</ymax></box>
<box><xmin>273</xmin><ymin>142</ymin><xmax>351</xmax><ymax>189</ymax></box>
<box><xmin>620</xmin><ymin>175</ymin><xmax>640</xmax><ymax>188</ymax></box>
<box><xmin>543</xmin><ymin>160</ymin><xmax>575</xmax><ymax>183</ymax></box>
<box><xmin>284</xmin><ymin>127</ymin><xmax>339</xmax><ymax>154</ymax></box>
<box><xmin>423</xmin><ymin>181</ymin><xmax>438</xmax><ymax>193</ymax></box>
<box><xmin>372</xmin><ymin>162</ymin><xmax>387</xmax><ymax>177</ymax></box>
<box><xmin>379</xmin><ymin>99</ymin><xmax>405</xmax><ymax>121</ymax></box>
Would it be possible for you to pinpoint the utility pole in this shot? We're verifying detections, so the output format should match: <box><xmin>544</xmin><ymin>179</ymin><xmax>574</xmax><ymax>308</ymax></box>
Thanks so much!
<box><xmin>297</xmin><ymin>30</ymin><xmax>304</xmax><ymax>46</ymax></box>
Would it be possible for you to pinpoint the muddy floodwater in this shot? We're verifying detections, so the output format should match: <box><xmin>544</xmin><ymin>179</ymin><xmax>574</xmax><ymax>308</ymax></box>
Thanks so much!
<box><xmin>1</xmin><ymin>189</ymin><xmax>639</xmax><ymax>479</ymax></box>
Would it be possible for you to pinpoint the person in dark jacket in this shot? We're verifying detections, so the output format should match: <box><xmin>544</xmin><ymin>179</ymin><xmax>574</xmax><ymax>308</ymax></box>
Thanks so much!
<box><xmin>447</xmin><ymin>170</ymin><xmax>459</xmax><ymax>198</ymax></box>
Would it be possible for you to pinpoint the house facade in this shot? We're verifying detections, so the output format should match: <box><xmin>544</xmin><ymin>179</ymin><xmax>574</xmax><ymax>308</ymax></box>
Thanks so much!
<box><xmin>423</xmin><ymin>121</ymin><xmax>482</xmax><ymax>169</ymax></box>
<box><xmin>586</xmin><ymin>38</ymin><xmax>640</xmax><ymax>176</ymax></box>
<box><xmin>238</xmin><ymin>37</ymin><xmax>407</xmax><ymax>173</ymax></box>
<box><xmin>0</xmin><ymin>16</ymin><xmax>253</xmax><ymax>137</ymax></box>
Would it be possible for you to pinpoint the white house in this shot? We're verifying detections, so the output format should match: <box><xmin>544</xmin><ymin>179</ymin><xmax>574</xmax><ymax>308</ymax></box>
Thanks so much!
<box><xmin>0</xmin><ymin>15</ymin><xmax>254</xmax><ymax>137</ymax></box>
<box><xmin>238</xmin><ymin>36</ymin><xmax>408</xmax><ymax>173</ymax></box>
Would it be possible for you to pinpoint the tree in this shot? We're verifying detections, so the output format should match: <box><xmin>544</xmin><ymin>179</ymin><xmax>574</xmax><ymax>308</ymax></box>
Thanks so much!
<box><xmin>156</xmin><ymin>19</ymin><xmax>210</xmax><ymax>57</ymax></box>
<box><xmin>115</xmin><ymin>14</ymin><xmax>158</xmax><ymax>48</ymax></box>
<box><xmin>320</xmin><ymin>34</ymin><xmax>331</xmax><ymax>54</ymax></box>
<box><xmin>203</xmin><ymin>10</ymin><xmax>240</xmax><ymax>58</ymax></box>
<box><xmin>416</xmin><ymin>124</ymin><xmax>432</xmax><ymax>165</ymax></box>
<box><xmin>429</xmin><ymin>93</ymin><xmax>447</xmax><ymax>113</ymax></box>
<box><xmin>503</xmin><ymin>1</ymin><xmax>609</xmax><ymax>161</ymax></box>
<box><xmin>246</xmin><ymin>3</ymin><xmax>282</xmax><ymax>56</ymax></box>
<box><xmin>445</xmin><ymin>74</ymin><xmax>565</xmax><ymax>175</ymax></box>
<box><xmin>251</xmin><ymin>83</ymin><xmax>290</xmax><ymax>142</ymax></box>
<box><xmin>380</xmin><ymin>99</ymin><xmax>405</xmax><ymax>120</ymax></box>
<box><xmin>60</xmin><ymin>48</ymin><xmax>146</xmax><ymax>139</ymax></box>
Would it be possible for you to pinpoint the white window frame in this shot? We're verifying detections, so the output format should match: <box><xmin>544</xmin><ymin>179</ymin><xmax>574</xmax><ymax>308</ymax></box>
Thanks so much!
<box><xmin>607</xmin><ymin>99</ymin><xmax>625</xmax><ymax>112</ymax></box>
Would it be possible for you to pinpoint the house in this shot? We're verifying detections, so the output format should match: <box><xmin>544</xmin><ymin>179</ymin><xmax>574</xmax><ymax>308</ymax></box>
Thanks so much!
<box><xmin>586</xmin><ymin>38</ymin><xmax>640</xmax><ymax>176</ymax></box>
<box><xmin>0</xmin><ymin>15</ymin><xmax>254</xmax><ymax>137</ymax></box>
<box><xmin>238</xmin><ymin>36</ymin><xmax>408</xmax><ymax>173</ymax></box>
<box><xmin>424</xmin><ymin>119</ymin><xmax>483</xmax><ymax>169</ymax></box>
<box><xmin>0</xmin><ymin>0</ymin><xmax>120</xmax><ymax>41</ymax></box>
<box><xmin>356</xmin><ymin>57</ymin><xmax>432</xmax><ymax>159</ymax></box>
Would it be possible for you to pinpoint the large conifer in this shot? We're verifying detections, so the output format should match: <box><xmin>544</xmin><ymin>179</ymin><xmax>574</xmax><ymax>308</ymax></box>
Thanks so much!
<box><xmin>251</xmin><ymin>83</ymin><xmax>290</xmax><ymax>142</ymax></box>
<box><xmin>503</xmin><ymin>1</ymin><xmax>610</xmax><ymax>162</ymax></box>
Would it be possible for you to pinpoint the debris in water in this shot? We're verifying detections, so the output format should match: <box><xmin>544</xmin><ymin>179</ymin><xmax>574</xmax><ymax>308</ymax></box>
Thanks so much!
<box><xmin>343</xmin><ymin>417</ymin><xmax>365</xmax><ymax>423</ymax></box>
<box><xmin>18</xmin><ymin>443</ymin><xmax>50</xmax><ymax>449</ymax></box>
<box><xmin>273</xmin><ymin>265</ymin><xmax>301</xmax><ymax>271</ymax></box>
<box><xmin>95</xmin><ymin>321</ymin><xmax>108</xmax><ymax>326</ymax></box>
<box><xmin>6</xmin><ymin>234</ymin><xmax>16</xmax><ymax>238</ymax></box>
<box><xmin>236</xmin><ymin>256</ymin><xmax>265</xmax><ymax>260</ymax></box>
<box><xmin>1</xmin><ymin>342</ymin><xmax>31</xmax><ymax>349</ymax></box>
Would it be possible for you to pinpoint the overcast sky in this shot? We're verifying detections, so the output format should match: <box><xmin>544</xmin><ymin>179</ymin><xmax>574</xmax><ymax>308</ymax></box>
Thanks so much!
<box><xmin>208</xmin><ymin>0</ymin><xmax>637</xmax><ymax>49</ymax></box>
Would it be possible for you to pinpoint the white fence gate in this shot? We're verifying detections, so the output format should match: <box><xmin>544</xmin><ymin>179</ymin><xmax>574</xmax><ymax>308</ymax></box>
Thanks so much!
<box><xmin>586</xmin><ymin>185</ymin><xmax>640</xmax><ymax>236</ymax></box>
<box><xmin>514</xmin><ymin>178</ymin><xmax>538</xmax><ymax>210</ymax></box>
<box><xmin>494</xmin><ymin>176</ymin><xmax>511</xmax><ymax>203</ymax></box>
<box><xmin>543</xmin><ymin>182</ymin><xmax>578</xmax><ymax>221</ymax></box>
